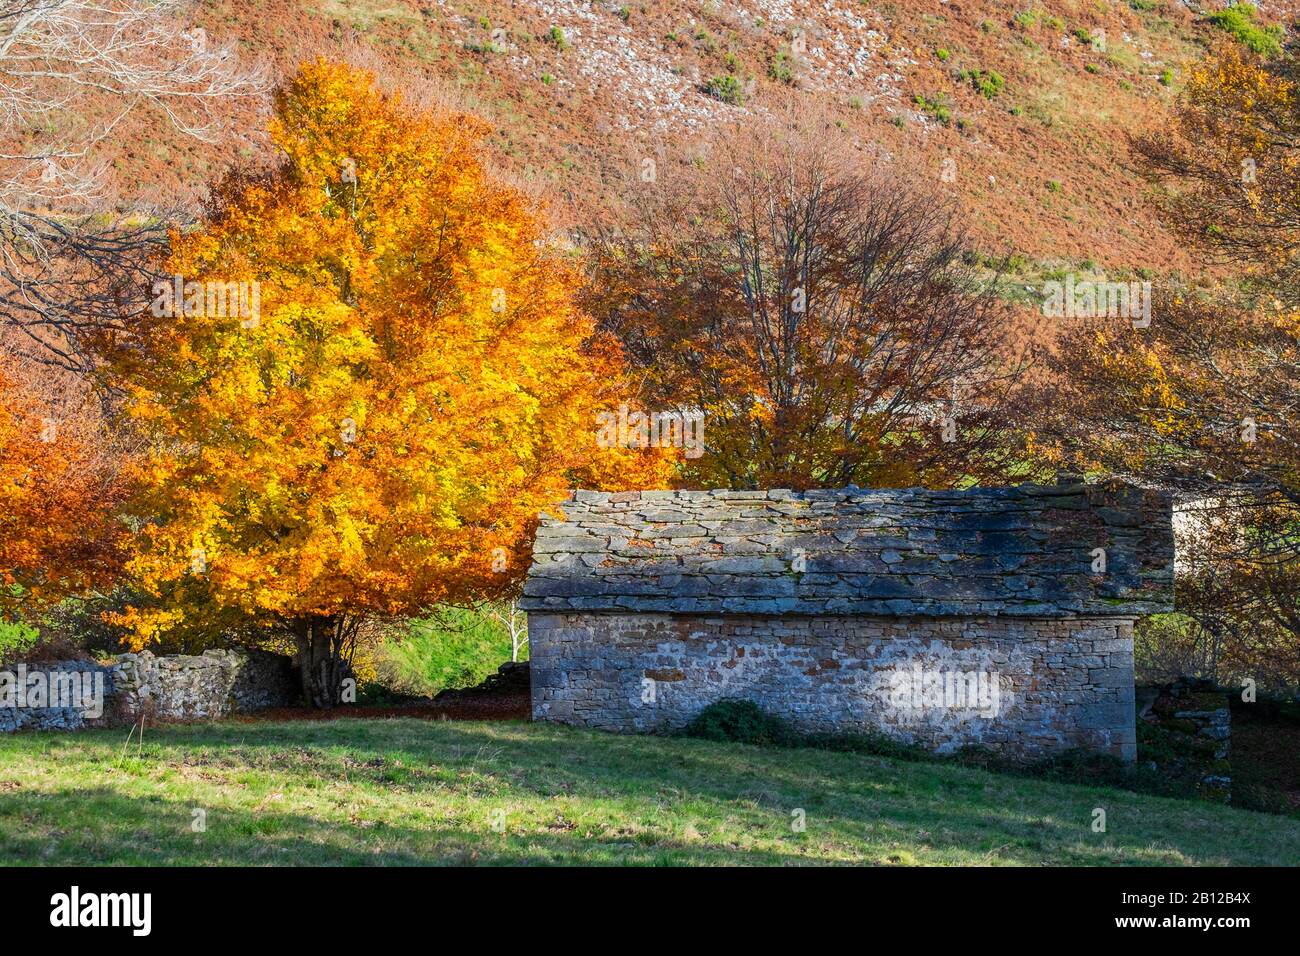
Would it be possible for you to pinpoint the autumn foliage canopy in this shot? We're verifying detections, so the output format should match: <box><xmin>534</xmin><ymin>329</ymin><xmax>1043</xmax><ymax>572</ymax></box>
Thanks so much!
<box><xmin>0</xmin><ymin>359</ymin><xmax>124</xmax><ymax>617</ymax></box>
<box><xmin>588</xmin><ymin>119</ymin><xmax>1028</xmax><ymax>491</ymax></box>
<box><xmin>102</xmin><ymin>60</ymin><xmax>667</xmax><ymax>649</ymax></box>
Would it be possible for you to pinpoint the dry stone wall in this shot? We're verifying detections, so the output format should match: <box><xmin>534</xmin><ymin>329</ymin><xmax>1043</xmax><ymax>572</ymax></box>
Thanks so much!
<box><xmin>0</xmin><ymin>661</ymin><xmax>114</xmax><ymax>732</ymax></box>
<box><xmin>0</xmin><ymin>648</ymin><xmax>296</xmax><ymax>732</ymax></box>
<box><xmin>112</xmin><ymin>648</ymin><xmax>296</xmax><ymax>721</ymax></box>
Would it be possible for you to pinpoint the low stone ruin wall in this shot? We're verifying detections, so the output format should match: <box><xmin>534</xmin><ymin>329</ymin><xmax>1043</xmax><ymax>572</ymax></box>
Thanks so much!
<box><xmin>0</xmin><ymin>648</ymin><xmax>297</xmax><ymax>732</ymax></box>
<box><xmin>1138</xmin><ymin>680</ymin><xmax>1232</xmax><ymax>793</ymax></box>
<box><xmin>0</xmin><ymin>660</ymin><xmax>114</xmax><ymax>732</ymax></box>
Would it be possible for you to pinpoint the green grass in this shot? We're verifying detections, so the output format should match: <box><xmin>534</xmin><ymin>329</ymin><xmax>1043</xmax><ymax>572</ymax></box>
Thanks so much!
<box><xmin>316</xmin><ymin>0</ymin><xmax>421</xmax><ymax>30</ymax></box>
<box><xmin>0</xmin><ymin>720</ymin><xmax>1295</xmax><ymax>865</ymax></box>
<box><xmin>371</xmin><ymin>604</ymin><xmax>525</xmax><ymax>697</ymax></box>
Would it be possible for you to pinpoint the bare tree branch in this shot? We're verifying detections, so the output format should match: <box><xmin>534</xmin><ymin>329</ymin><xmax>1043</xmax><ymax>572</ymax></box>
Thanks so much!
<box><xmin>0</xmin><ymin>0</ymin><xmax>267</xmax><ymax>370</ymax></box>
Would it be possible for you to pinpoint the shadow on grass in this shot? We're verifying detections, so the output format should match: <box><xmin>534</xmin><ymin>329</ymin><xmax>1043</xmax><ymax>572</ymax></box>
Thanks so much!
<box><xmin>1</xmin><ymin>719</ymin><xmax>1296</xmax><ymax>865</ymax></box>
<box><xmin>0</xmin><ymin>784</ymin><xmax>842</xmax><ymax>866</ymax></box>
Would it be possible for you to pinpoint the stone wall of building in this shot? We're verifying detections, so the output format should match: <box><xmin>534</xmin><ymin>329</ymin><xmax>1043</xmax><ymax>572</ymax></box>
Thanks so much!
<box><xmin>529</xmin><ymin>612</ymin><xmax>1138</xmax><ymax>761</ymax></box>
<box><xmin>0</xmin><ymin>648</ymin><xmax>297</xmax><ymax>732</ymax></box>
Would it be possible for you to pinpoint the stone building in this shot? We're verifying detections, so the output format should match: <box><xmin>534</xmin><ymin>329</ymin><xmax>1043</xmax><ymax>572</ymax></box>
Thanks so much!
<box><xmin>521</xmin><ymin>481</ymin><xmax>1175</xmax><ymax>760</ymax></box>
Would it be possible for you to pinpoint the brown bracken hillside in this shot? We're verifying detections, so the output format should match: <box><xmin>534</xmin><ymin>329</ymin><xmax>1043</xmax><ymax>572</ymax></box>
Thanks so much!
<box><xmin>106</xmin><ymin>1</ymin><xmax>1300</xmax><ymax>271</ymax></box>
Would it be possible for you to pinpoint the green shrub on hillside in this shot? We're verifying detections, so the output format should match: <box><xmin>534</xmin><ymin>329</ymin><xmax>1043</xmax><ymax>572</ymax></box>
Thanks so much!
<box><xmin>914</xmin><ymin>92</ymin><xmax>953</xmax><ymax>124</ymax></box>
<box><xmin>1206</xmin><ymin>3</ymin><xmax>1284</xmax><ymax>57</ymax></box>
<box><xmin>705</xmin><ymin>73</ymin><xmax>745</xmax><ymax>104</ymax></box>
<box><xmin>682</xmin><ymin>700</ymin><xmax>798</xmax><ymax>746</ymax></box>
<box><xmin>964</xmin><ymin>68</ymin><xmax>1005</xmax><ymax>98</ymax></box>
<box><xmin>769</xmin><ymin>49</ymin><xmax>796</xmax><ymax>84</ymax></box>
<box><xmin>1013</xmin><ymin>10</ymin><xmax>1038</xmax><ymax>30</ymax></box>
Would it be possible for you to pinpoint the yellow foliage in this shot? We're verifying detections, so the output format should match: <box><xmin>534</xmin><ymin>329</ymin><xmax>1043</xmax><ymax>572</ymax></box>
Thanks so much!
<box><xmin>109</xmin><ymin>60</ymin><xmax>670</xmax><ymax>642</ymax></box>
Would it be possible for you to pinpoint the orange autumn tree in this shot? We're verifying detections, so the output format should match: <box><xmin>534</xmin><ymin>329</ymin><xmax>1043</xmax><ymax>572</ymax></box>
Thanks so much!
<box><xmin>105</xmin><ymin>60</ymin><xmax>669</xmax><ymax>705</ymax></box>
<box><xmin>1132</xmin><ymin>40</ymin><xmax>1300</xmax><ymax>297</ymax></box>
<box><xmin>0</xmin><ymin>354</ymin><xmax>125</xmax><ymax>618</ymax></box>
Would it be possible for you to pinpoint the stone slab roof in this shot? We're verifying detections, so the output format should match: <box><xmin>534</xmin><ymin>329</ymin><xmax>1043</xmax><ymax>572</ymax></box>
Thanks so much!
<box><xmin>521</xmin><ymin>483</ymin><xmax>1175</xmax><ymax>618</ymax></box>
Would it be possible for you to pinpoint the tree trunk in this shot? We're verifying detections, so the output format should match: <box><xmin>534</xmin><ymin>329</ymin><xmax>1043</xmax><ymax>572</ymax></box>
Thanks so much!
<box><xmin>294</xmin><ymin>615</ymin><xmax>353</xmax><ymax>708</ymax></box>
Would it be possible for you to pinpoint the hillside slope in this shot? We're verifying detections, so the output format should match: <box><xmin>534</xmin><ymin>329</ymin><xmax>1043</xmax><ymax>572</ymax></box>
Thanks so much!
<box><xmin>99</xmin><ymin>0</ymin><xmax>1291</xmax><ymax>272</ymax></box>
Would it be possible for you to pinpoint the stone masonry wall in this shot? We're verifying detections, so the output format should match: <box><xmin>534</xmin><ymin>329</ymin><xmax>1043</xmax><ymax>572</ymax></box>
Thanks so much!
<box><xmin>0</xmin><ymin>648</ymin><xmax>297</xmax><ymax>732</ymax></box>
<box><xmin>523</xmin><ymin>485</ymin><xmax>1175</xmax><ymax>618</ymax></box>
<box><xmin>530</xmin><ymin>613</ymin><xmax>1137</xmax><ymax>761</ymax></box>
<box><xmin>112</xmin><ymin>648</ymin><xmax>297</xmax><ymax>722</ymax></box>
<box><xmin>0</xmin><ymin>661</ymin><xmax>115</xmax><ymax>733</ymax></box>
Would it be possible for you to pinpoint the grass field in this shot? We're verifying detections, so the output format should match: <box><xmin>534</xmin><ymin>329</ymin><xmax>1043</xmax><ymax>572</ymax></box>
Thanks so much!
<box><xmin>0</xmin><ymin>718</ymin><xmax>1296</xmax><ymax>866</ymax></box>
